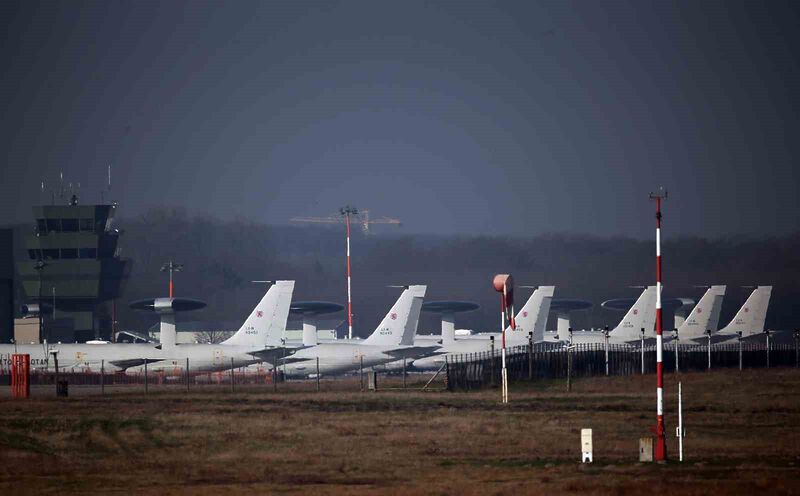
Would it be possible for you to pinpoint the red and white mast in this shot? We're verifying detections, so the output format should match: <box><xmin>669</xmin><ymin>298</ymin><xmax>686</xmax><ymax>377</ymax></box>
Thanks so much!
<box><xmin>161</xmin><ymin>261</ymin><xmax>183</xmax><ymax>299</ymax></box>
<box><xmin>340</xmin><ymin>206</ymin><xmax>358</xmax><ymax>340</ymax></box>
<box><xmin>650</xmin><ymin>188</ymin><xmax>667</xmax><ymax>461</ymax></box>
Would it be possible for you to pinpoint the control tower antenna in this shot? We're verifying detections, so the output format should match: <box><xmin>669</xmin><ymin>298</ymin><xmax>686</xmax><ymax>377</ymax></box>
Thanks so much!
<box><xmin>102</xmin><ymin>164</ymin><xmax>112</xmax><ymax>203</ymax></box>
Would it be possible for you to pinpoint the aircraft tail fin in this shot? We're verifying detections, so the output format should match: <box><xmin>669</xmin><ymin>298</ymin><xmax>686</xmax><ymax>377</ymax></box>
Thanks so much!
<box><xmin>507</xmin><ymin>286</ymin><xmax>554</xmax><ymax>343</ymax></box>
<box><xmin>718</xmin><ymin>286</ymin><xmax>772</xmax><ymax>337</ymax></box>
<box><xmin>677</xmin><ymin>285</ymin><xmax>726</xmax><ymax>340</ymax></box>
<box><xmin>609</xmin><ymin>286</ymin><xmax>657</xmax><ymax>340</ymax></box>
<box><xmin>363</xmin><ymin>285</ymin><xmax>426</xmax><ymax>346</ymax></box>
<box><xmin>222</xmin><ymin>281</ymin><xmax>295</xmax><ymax>348</ymax></box>
<box><xmin>441</xmin><ymin>314</ymin><xmax>456</xmax><ymax>346</ymax></box>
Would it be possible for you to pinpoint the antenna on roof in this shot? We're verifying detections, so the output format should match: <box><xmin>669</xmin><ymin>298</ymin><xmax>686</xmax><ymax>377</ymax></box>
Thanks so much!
<box><xmin>102</xmin><ymin>164</ymin><xmax>112</xmax><ymax>203</ymax></box>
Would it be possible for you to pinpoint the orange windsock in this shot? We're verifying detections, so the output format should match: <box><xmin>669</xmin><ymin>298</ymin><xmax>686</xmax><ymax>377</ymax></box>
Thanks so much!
<box><xmin>493</xmin><ymin>274</ymin><xmax>515</xmax><ymax>330</ymax></box>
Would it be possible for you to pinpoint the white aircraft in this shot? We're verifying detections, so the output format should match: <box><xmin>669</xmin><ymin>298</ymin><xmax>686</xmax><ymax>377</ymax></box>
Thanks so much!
<box><xmin>0</xmin><ymin>281</ymin><xmax>296</xmax><ymax>375</ymax></box>
<box><xmin>672</xmin><ymin>285</ymin><xmax>726</xmax><ymax>344</ymax></box>
<box><xmin>278</xmin><ymin>285</ymin><xmax>438</xmax><ymax>377</ymax></box>
<box><xmin>711</xmin><ymin>286</ymin><xmax>772</xmax><ymax>343</ymax></box>
<box><xmin>542</xmin><ymin>286</ymin><xmax>657</xmax><ymax>345</ymax></box>
<box><xmin>410</xmin><ymin>286</ymin><xmax>555</xmax><ymax>371</ymax></box>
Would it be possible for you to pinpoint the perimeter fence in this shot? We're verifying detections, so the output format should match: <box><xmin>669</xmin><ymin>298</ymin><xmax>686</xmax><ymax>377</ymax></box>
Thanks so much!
<box><xmin>445</xmin><ymin>339</ymin><xmax>800</xmax><ymax>391</ymax></box>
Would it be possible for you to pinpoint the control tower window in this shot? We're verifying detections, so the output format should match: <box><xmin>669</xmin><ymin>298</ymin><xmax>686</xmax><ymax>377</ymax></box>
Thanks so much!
<box><xmin>80</xmin><ymin>218</ymin><xmax>94</xmax><ymax>231</ymax></box>
<box><xmin>61</xmin><ymin>248</ymin><xmax>78</xmax><ymax>259</ymax></box>
<box><xmin>42</xmin><ymin>249</ymin><xmax>60</xmax><ymax>260</ymax></box>
<box><xmin>79</xmin><ymin>248</ymin><xmax>97</xmax><ymax>259</ymax></box>
<box><xmin>36</xmin><ymin>219</ymin><xmax>47</xmax><ymax>233</ymax></box>
<box><xmin>46</xmin><ymin>219</ymin><xmax>60</xmax><ymax>232</ymax></box>
<box><xmin>62</xmin><ymin>219</ymin><xmax>79</xmax><ymax>232</ymax></box>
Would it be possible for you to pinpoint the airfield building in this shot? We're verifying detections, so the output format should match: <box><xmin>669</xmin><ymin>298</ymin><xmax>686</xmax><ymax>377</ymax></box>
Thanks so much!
<box><xmin>0</xmin><ymin>229</ymin><xmax>13</xmax><ymax>343</ymax></box>
<box><xmin>16</xmin><ymin>197</ymin><xmax>131</xmax><ymax>342</ymax></box>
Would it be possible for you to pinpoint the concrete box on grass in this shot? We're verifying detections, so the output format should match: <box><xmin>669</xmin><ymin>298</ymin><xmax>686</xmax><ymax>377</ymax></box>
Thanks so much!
<box><xmin>367</xmin><ymin>371</ymin><xmax>378</xmax><ymax>391</ymax></box>
<box><xmin>581</xmin><ymin>429</ymin><xmax>593</xmax><ymax>463</ymax></box>
<box><xmin>639</xmin><ymin>437</ymin><xmax>654</xmax><ymax>462</ymax></box>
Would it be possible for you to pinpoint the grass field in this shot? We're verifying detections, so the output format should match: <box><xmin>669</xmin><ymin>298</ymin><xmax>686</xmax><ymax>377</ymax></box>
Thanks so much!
<box><xmin>2</xmin><ymin>368</ymin><xmax>800</xmax><ymax>495</ymax></box>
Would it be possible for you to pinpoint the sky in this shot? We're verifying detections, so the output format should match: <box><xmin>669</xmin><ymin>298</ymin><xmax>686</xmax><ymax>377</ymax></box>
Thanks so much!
<box><xmin>1</xmin><ymin>0</ymin><xmax>799</xmax><ymax>238</ymax></box>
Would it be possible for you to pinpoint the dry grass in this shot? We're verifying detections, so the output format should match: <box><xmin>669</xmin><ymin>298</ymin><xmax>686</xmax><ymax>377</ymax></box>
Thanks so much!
<box><xmin>2</xmin><ymin>368</ymin><xmax>800</xmax><ymax>494</ymax></box>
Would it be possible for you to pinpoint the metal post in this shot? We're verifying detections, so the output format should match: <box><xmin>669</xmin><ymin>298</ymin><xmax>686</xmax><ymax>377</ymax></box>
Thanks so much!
<box><xmin>677</xmin><ymin>381</ymin><xmax>684</xmax><ymax>462</ymax></box>
<box><xmin>360</xmin><ymin>355</ymin><xmax>364</xmax><ymax>392</ymax></box>
<box><xmin>567</xmin><ymin>346</ymin><xmax>572</xmax><ymax>392</ymax></box>
<box><xmin>316</xmin><ymin>357</ymin><xmax>320</xmax><ymax>392</ymax></box>
<box><xmin>795</xmin><ymin>331</ymin><xmax>799</xmax><ymax>368</ymax></box>
<box><xmin>230</xmin><ymin>357</ymin><xmax>235</xmax><ymax>393</ymax></box>
<box><xmin>35</xmin><ymin>260</ymin><xmax>45</xmax><ymax>343</ymax></box>
<box><xmin>144</xmin><ymin>358</ymin><xmax>148</xmax><ymax>395</ymax></box>
<box><xmin>641</xmin><ymin>327</ymin><xmax>645</xmax><ymax>375</ymax></box>
<box><xmin>489</xmin><ymin>336</ymin><xmax>495</xmax><ymax>387</ymax></box>
<box><xmin>402</xmin><ymin>358</ymin><xmax>407</xmax><ymax>388</ymax></box>
<box><xmin>707</xmin><ymin>330</ymin><xmax>712</xmax><ymax>370</ymax></box>
<box><xmin>500</xmin><ymin>291</ymin><xmax>508</xmax><ymax>404</ymax></box>
<box><xmin>528</xmin><ymin>332</ymin><xmax>534</xmax><ymax>380</ymax></box>
<box><xmin>765</xmin><ymin>330</ymin><xmax>770</xmax><ymax>369</ymax></box>
<box><xmin>738</xmin><ymin>332</ymin><xmax>743</xmax><ymax>371</ymax></box>
<box><xmin>52</xmin><ymin>351</ymin><xmax>59</xmax><ymax>395</ymax></box>
<box><xmin>674</xmin><ymin>328</ymin><xmax>679</xmax><ymax>373</ymax></box>
<box><xmin>604</xmin><ymin>326</ymin><xmax>609</xmax><ymax>377</ymax></box>
<box><xmin>650</xmin><ymin>187</ymin><xmax>668</xmax><ymax>461</ymax></box>
<box><xmin>100</xmin><ymin>359</ymin><xmax>105</xmax><ymax>395</ymax></box>
<box><xmin>186</xmin><ymin>357</ymin><xmax>190</xmax><ymax>393</ymax></box>
<box><xmin>273</xmin><ymin>366</ymin><xmax>277</xmax><ymax>392</ymax></box>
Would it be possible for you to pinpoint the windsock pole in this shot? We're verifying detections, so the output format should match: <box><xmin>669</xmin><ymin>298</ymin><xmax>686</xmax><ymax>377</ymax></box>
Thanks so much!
<box><xmin>493</xmin><ymin>274</ymin><xmax>513</xmax><ymax>404</ymax></box>
<box><xmin>501</xmin><ymin>286</ymin><xmax>508</xmax><ymax>404</ymax></box>
<box><xmin>650</xmin><ymin>189</ymin><xmax>668</xmax><ymax>461</ymax></box>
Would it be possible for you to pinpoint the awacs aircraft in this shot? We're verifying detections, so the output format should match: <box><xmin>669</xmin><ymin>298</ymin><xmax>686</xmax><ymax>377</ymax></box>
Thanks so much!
<box><xmin>671</xmin><ymin>285</ymin><xmax>726</xmax><ymax>344</ymax></box>
<box><xmin>410</xmin><ymin>286</ymin><xmax>555</xmax><ymax>371</ymax></box>
<box><xmin>278</xmin><ymin>285</ymin><xmax>438</xmax><ymax>377</ymax></box>
<box><xmin>543</xmin><ymin>286</ymin><xmax>657</xmax><ymax>346</ymax></box>
<box><xmin>710</xmin><ymin>286</ymin><xmax>772</xmax><ymax>343</ymax></box>
<box><xmin>0</xmin><ymin>281</ymin><xmax>296</xmax><ymax>375</ymax></box>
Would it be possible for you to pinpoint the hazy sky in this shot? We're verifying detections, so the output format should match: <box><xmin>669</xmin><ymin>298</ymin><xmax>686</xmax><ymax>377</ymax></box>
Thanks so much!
<box><xmin>2</xmin><ymin>0</ymin><xmax>798</xmax><ymax>238</ymax></box>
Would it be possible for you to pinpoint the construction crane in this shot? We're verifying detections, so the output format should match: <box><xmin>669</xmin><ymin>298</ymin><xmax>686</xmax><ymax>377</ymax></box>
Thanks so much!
<box><xmin>290</xmin><ymin>209</ymin><xmax>402</xmax><ymax>234</ymax></box>
<box><xmin>290</xmin><ymin>206</ymin><xmax>401</xmax><ymax>339</ymax></box>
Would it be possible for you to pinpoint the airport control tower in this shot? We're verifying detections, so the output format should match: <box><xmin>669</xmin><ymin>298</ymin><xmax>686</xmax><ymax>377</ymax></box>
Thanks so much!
<box><xmin>16</xmin><ymin>195</ymin><xmax>131</xmax><ymax>342</ymax></box>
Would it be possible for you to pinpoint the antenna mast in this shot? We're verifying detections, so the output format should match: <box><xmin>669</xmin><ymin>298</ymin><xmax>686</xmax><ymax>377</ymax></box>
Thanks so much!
<box><xmin>649</xmin><ymin>187</ymin><xmax>668</xmax><ymax>462</ymax></box>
